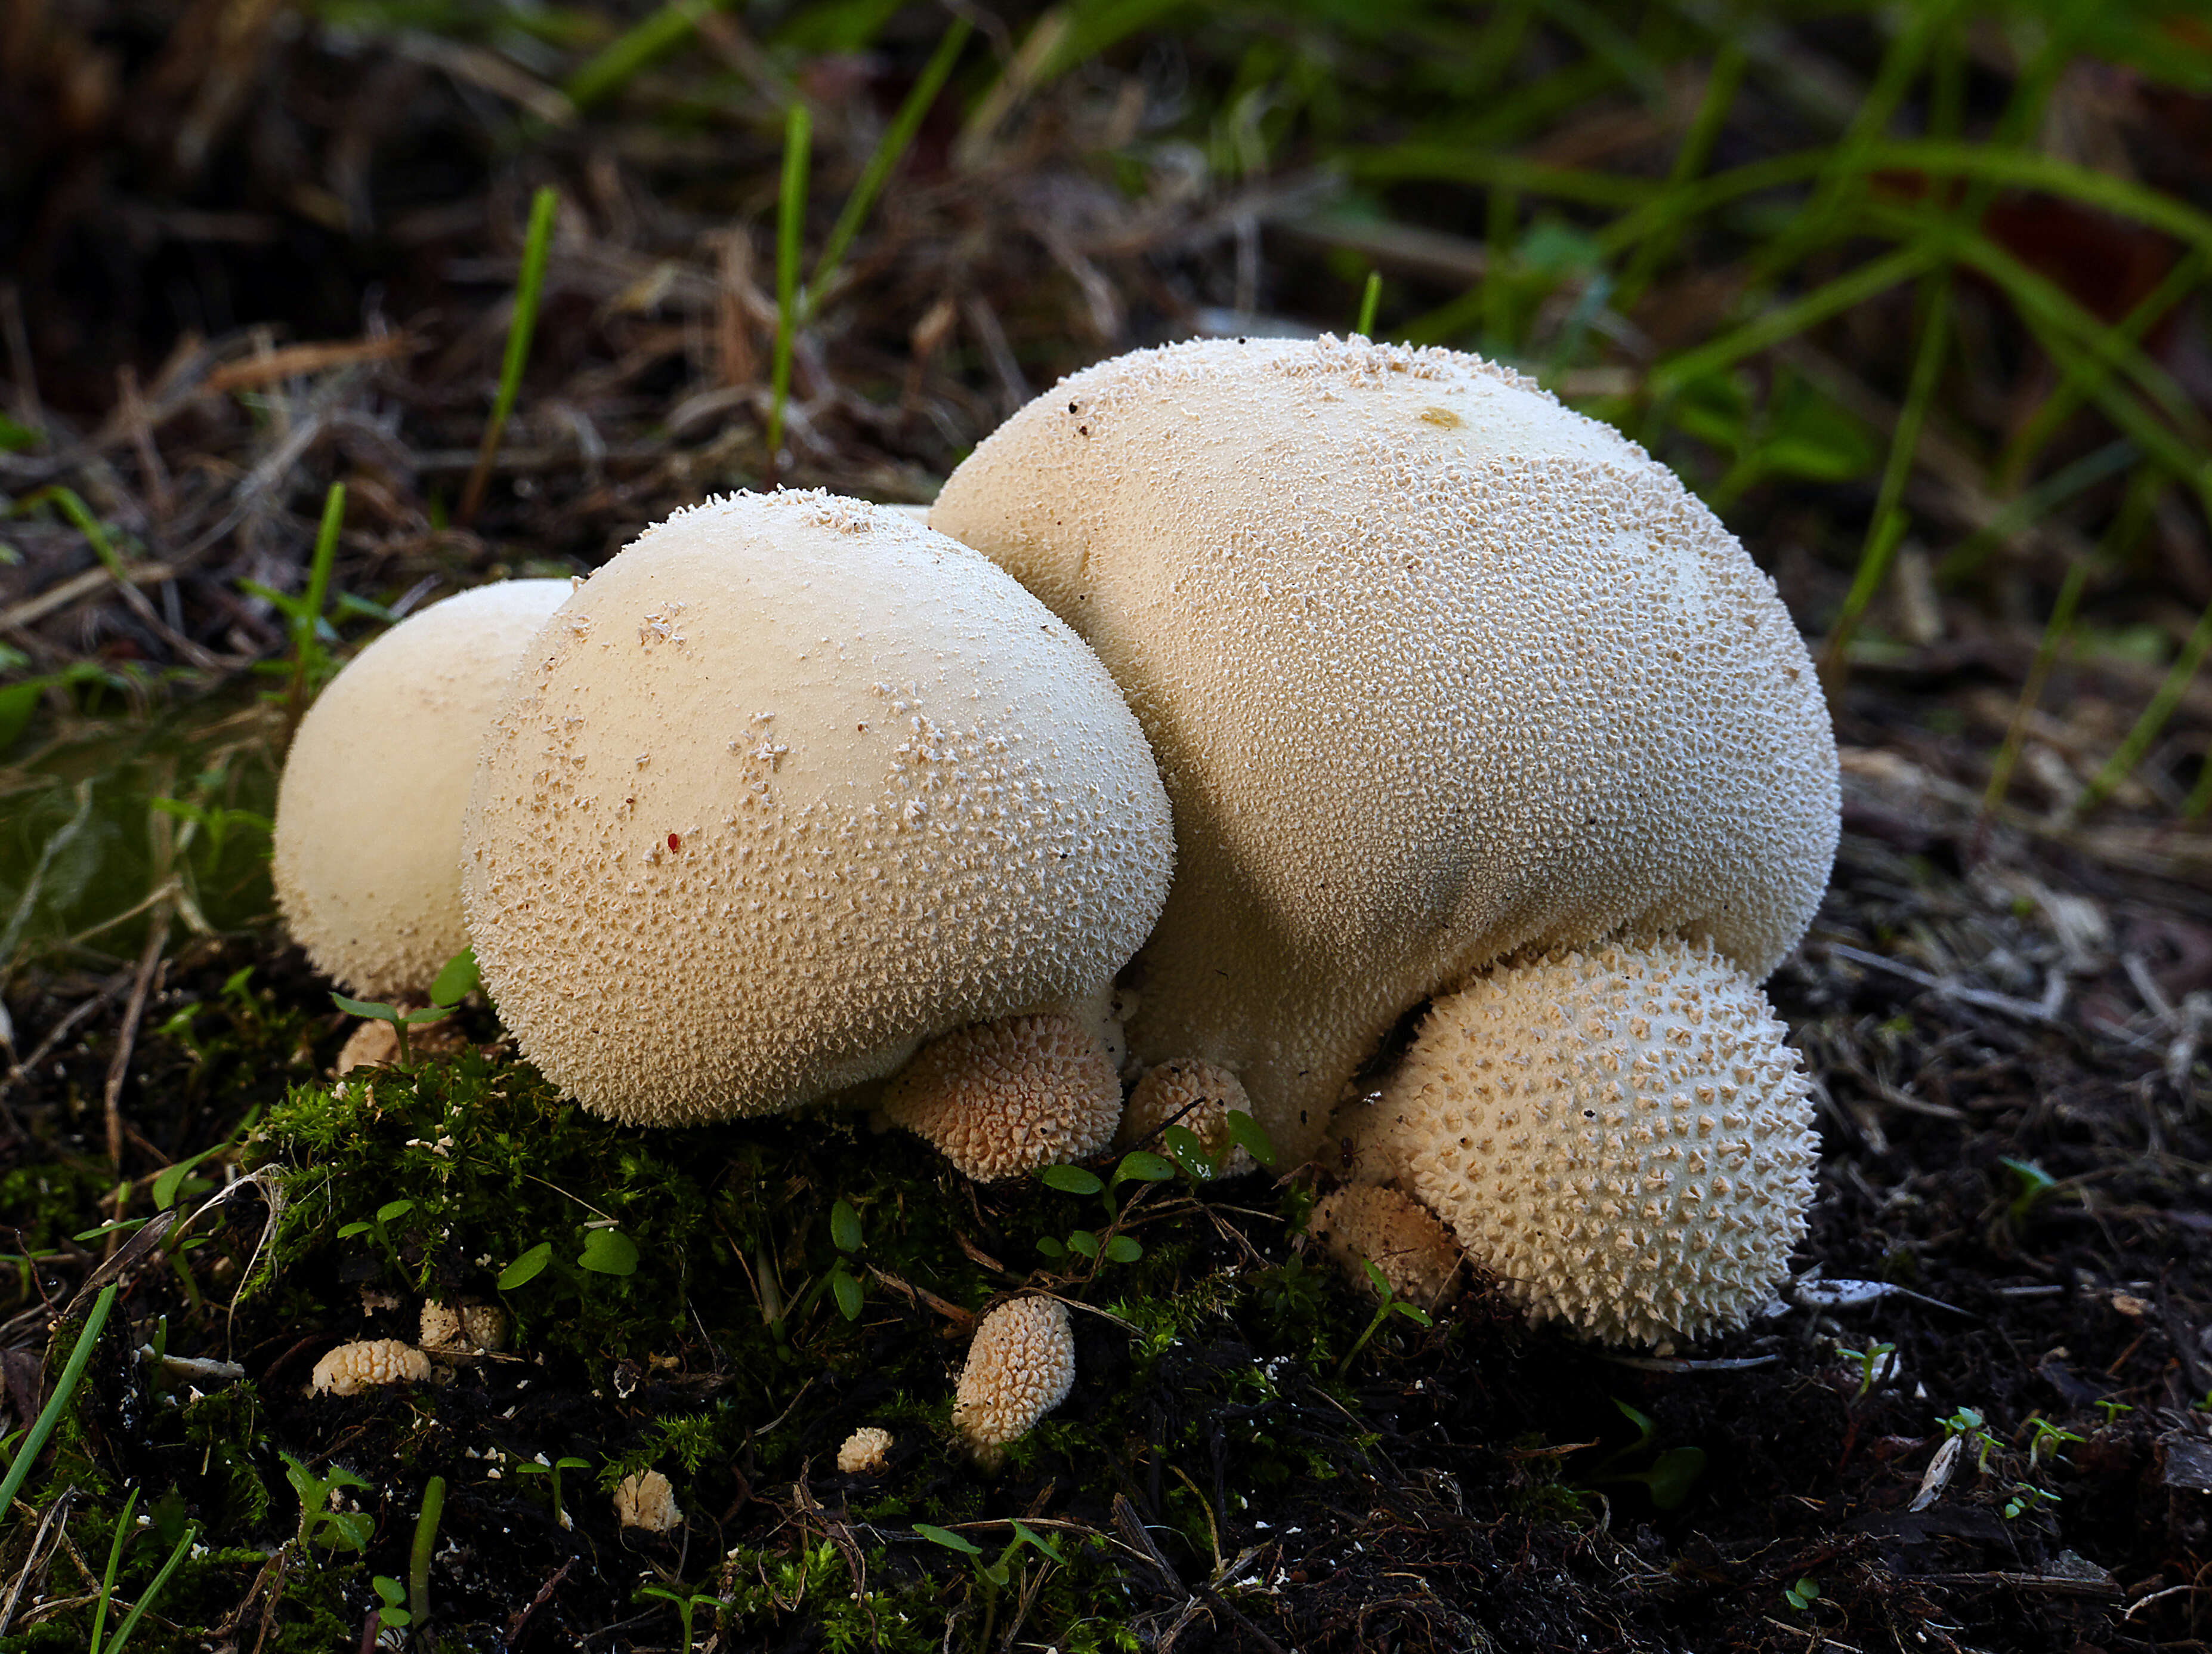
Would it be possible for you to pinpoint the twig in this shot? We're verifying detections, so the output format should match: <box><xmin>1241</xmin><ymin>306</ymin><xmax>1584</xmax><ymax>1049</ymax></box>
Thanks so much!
<box><xmin>104</xmin><ymin>901</ymin><xmax>174</xmax><ymax>1169</ymax></box>
<box><xmin>0</xmin><ymin>1486</ymin><xmax>77</xmax><ymax>1637</ymax></box>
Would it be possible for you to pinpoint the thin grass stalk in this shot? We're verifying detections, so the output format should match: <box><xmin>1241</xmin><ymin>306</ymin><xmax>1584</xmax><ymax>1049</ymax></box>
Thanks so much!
<box><xmin>1936</xmin><ymin>439</ymin><xmax>2137</xmax><ymax>587</ymax></box>
<box><xmin>767</xmin><ymin>101</ymin><xmax>811</xmax><ymax>476</ymax></box>
<box><xmin>1979</xmin><ymin>468</ymin><xmax>2164</xmax><ymax>828</ymax></box>
<box><xmin>2074</xmin><ymin>589</ymin><xmax>2212</xmax><ymax>822</ymax></box>
<box><xmin>0</xmin><ymin>1283</ymin><xmax>116</xmax><ymax>1514</ymax></box>
<box><xmin>807</xmin><ymin>17</ymin><xmax>971</xmax><ymax>310</ymax></box>
<box><xmin>460</xmin><ymin>187</ymin><xmax>560</xmax><ymax>526</ymax></box>
<box><xmin>1482</xmin><ymin>186</ymin><xmax>1518</xmax><ymax>351</ymax></box>
<box><xmin>565</xmin><ymin>0</ymin><xmax>724</xmax><ymax>110</ymax></box>
<box><xmin>409</xmin><ymin>1475</ymin><xmax>446</xmax><ymax>1627</ymax></box>
<box><xmin>1611</xmin><ymin>39</ymin><xmax>1745</xmax><ymax>310</ymax></box>
<box><xmin>23</xmin><ymin>487</ymin><xmax>128</xmax><ymax>582</ymax></box>
<box><xmin>88</xmin><ymin>1485</ymin><xmax>142</xmax><ymax>1654</ymax></box>
<box><xmin>2185</xmin><ymin>745</ymin><xmax>2212</xmax><ymax>819</ymax></box>
<box><xmin>285</xmin><ymin>483</ymin><xmax>344</xmax><ymax>728</ymax></box>
<box><xmin>98</xmin><ymin>1520</ymin><xmax>196</xmax><ymax>1654</ymax></box>
<box><xmin>1819</xmin><ymin>267</ymin><xmax>1954</xmax><ymax>698</ymax></box>
<box><xmin>1355</xmin><ymin>270</ymin><xmax>1382</xmax><ymax>338</ymax></box>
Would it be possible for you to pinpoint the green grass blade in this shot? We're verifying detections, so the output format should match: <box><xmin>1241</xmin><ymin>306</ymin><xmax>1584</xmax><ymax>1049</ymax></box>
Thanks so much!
<box><xmin>0</xmin><ymin>1283</ymin><xmax>116</xmax><ymax>1515</ymax></box>
<box><xmin>99</xmin><ymin>1519</ymin><xmax>195</xmax><ymax>1654</ymax></box>
<box><xmin>807</xmin><ymin>17</ymin><xmax>971</xmax><ymax>306</ymax></box>
<box><xmin>461</xmin><ymin>186</ymin><xmax>560</xmax><ymax>524</ymax></box>
<box><xmin>1612</xmin><ymin>39</ymin><xmax>1745</xmax><ymax>310</ymax></box>
<box><xmin>565</xmin><ymin>0</ymin><xmax>724</xmax><ymax>110</ymax></box>
<box><xmin>2075</xmin><ymin>594</ymin><xmax>2212</xmax><ymax>820</ymax></box>
<box><xmin>286</xmin><ymin>482</ymin><xmax>345</xmax><ymax>721</ymax></box>
<box><xmin>767</xmin><ymin>101</ymin><xmax>811</xmax><ymax>469</ymax></box>
<box><xmin>89</xmin><ymin>1483</ymin><xmax>141</xmax><ymax>1654</ymax></box>
<box><xmin>1355</xmin><ymin>270</ymin><xmax>1382</xmax><ymax>338</ymax></box>
<box><xmin>1936</xmin><ymin>439</ymin><xmax>2138</xmax><ymax>587</ymax></box>
<box><xmin>21</xmin><ymin>487</ymin><xmax>129</xmax><ymax>582</ymax></box>
<box><xmin>409</xmin><ymin>1475</ymin><xmax>445</xmax><ymax>1627</ymax></box>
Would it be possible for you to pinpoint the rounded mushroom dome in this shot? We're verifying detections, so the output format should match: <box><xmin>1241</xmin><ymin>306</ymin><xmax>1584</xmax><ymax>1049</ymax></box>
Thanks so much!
<box><xmin>274</xmin><ymin>580</ymin><xmax>571</xmax><ymax>998</ymax></box>
<box><xmin>1344</xmin><ymin>938</ymin><xmax>1816</xmax><ymax>1349</ymax></box>
<box><xmin>953</xmin><ymin>1296</ymin><xmax>1076</xmax><ymax>1457</ymax></box>
<box><xmin>931</xmin><ymin>335</ymin><xmax>1838</xmax><ymax>1164</ymax></box>
<box><xmin>462</xmin><ymin>490</ymin><xmax>1173</xmax><ymax>1125</ymax></box>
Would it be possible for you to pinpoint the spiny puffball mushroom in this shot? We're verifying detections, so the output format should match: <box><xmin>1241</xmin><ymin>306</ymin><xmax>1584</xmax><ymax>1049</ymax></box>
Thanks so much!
<box><xmin>953</xmin><ymin>1297</ymin><xmax>1076</xmax><ymax>1461</ymax></box>
<box><xmin>419</xmin><ymin>1300</ymin><xmax>509</xmax><ymax>1355</ymax></box>
<box><xmin>1118</xmin><ymin>1059</ymin><xmax>1256</xmax><ymax>1177</ymax></box>
<box><xmin>1309</xmin><ymin>1185</ymin><xmax>1463</xmax><ymax>1310</ymax></box>
<box><xmin>930</xmin><ymin>336</ymin><xmax>1839</xmax><ymax>1166</ymax></box>
<box><xmin>614</xmin><ymin>1470</ymin><xmax>682</xmax><ymax>1533</ymax></box>
<box><xmin>310</xmin><ymin>1338</ymin><xmax>432</xmax><ymax>1396</ymax></box>
<box><xmin>881</xmin><ymin>1012</ymin><xmax>1123</xmax><ymax>1179</ymax></box>
<box><xmin>274</xmin><ymin>580</ymin><xmax>572</xmax><ymax>999</ymax></box>
<box><xmin>836</xmin><ymin>1426</ymin><xmax>894</xmax><ymax>1476</ymax></box>
<box><xmin>1342</xmin><ymin>938</ymin><xmax>1816</xmax><ymax>1350</ymax></box>
<box><xmin>462</xmin><ymin>490</ymin><xmax>1173</xmax><ymax>1127</ymax></box>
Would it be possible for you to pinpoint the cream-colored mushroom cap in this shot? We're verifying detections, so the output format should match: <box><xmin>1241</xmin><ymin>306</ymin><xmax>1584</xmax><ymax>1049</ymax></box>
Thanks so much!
<box><xmin>1119</xmin><ymin>1060</ymin><xmax>1255</xmax><ymax>1177</ymax></box>
<box><xmin>274</xmin><ymin>580</ymin><xmax>570</xmax><ymax>999</ymax></box>
<box><xmin>931</xmin><ymin>336</ymin><xmax>1838</xmax><ymax>1164</ymax></box>
<box><xmin>953</xmin><ymin>1297</ymin><xmax>1076</xmax><ymax>1458</ymax></box>
<box><xmin>464</xmin><ymin>490</ymin><xmax>1172</xmax><ymax>1125</ymax></box>
<box><xmin>614</xmin><ymin>1470</ymin><xmax>681</xmax><ymax>1533</ymax></box>
<box><xmin>1309</xmin><ymin>1185</ymin><xmax>1463</xmax><ymax>1310</ymax></box>
<box><xmin>836</xmin><ymin>1426</ymin><xmax>894</xmax><ymax>1476</ymax></box>
<box><xmin>1343</xmin><ymin>939</ymin><xmax>1816</xmax><ymax>1350</ymax></box>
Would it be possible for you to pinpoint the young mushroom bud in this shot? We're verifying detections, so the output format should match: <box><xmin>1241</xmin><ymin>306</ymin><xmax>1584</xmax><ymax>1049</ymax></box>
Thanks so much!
<box><xmin>836</xmin><ymin>1427</ymin><xmax>894</xmax><ymax>1476</ymax></box>
<box><xmin>614</xmin><ymin>1470</ymin><xmax>682</xmax><ymax>1533</ymax></box>
<box><xmin>880</xmin><ymin>1013</ymin><xmax>1122</xmax><ymax>1180</ymax></box>
<box><xmin>931</xmin><ymin>337</ymin><xmax>1838</xmax><ymax>1167</ymax></box>
<box><xmin>953</xmin><ymin>1297</ymin><xmax>1076</xmax><ymax>1465</ymax></box>
<box><xmin>274</xmin><ymin>581</ymin><xmax>571</xmax><ymax>999</ymax></box>
<box><xmin>463</xmin><ymin>492</ymin><xmax>1173</xmax><ymax>1129</ymax></box>
<box><xmin>309</xmin><ymin>1338</ymin><xmax>432</xmax><ymax>1396</ymax></box>
<box><xmin>1119</xmin><ymin>1059</ymin><xmax>1256</xmax><ymax>1177</ymax></box>
<box><xmin>1343</xmin><ymin>938</ymin><xmax>1816</xmax><ymax>1351</ymax></box>
<box><xmin>1309</xmin><ymin>1185</ymin><xmax>1463</xmax><ymax>1310</ymax></box>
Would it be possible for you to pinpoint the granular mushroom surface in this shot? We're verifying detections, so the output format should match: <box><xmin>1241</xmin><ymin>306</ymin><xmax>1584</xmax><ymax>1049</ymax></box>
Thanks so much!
<box><xmin>1345</xmin><ymin>937</ymin><xmax>1817</xmax><ymax>1349</ymax></box>
<box><xmin>309</xmin><ymin>1339</ymin><xmax>432</xmax><ymax>1396</ymax></box>
<box><xmin>1309</xmin><ymin>1184</ymin><xmax>1463</xmax><ymax>1310</ymax></box>
<box><xmin>836</xmin><ymin>1427</ymin><xmax>894</xmax><ymax>1476</ymax></box>
<box><xmin>614</xmin><ymin>1470</ymin><xmax>681</xmax><ymax>1533</ymax></box>
<box><xmin>953</xmin><ymin>1297</ymin><xmax>1076</xmax><ymax>1458</ymax></box>
<box><xmin>931</xmin><ymin>337</ymin><xmax>1837</xmax><ymax>1164</ymax></box>
<box><xmin>463</xmin><ymin>490</ymin><xmax>1172</xmax><ymax>1125</ymax></box>
<box><xmin>881</xmin><ymin>1013</ymin><xmax>1122</xmax><ymax>1179</ymax></box>
<box><xmin>1119</xmin><ymin>1059</ymin><xmax>1256</xmax><ymax>1176</ymax></box>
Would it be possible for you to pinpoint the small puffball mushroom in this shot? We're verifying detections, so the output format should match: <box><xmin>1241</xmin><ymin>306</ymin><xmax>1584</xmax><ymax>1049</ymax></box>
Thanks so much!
<box><xmin>464</xmin><ymin>491</ymin><xmax>1172</xmax><ymax>1127</ymax></box>
<box><xmin>310</xmin><ymin>1339</ymin><xmax>432</xmax><ymax>1396</ymax></box>
<box><xmin>1309</xmin><ymin>1186</ymin><xmax>1463</xmax><ymax>1310</ymax></box>
<box><xmin>1343</xmin><ymin>938</ymin><xmax>1816</xmax><ymax>1351</ymax></box>
<box><xmin>836</xmin><ymin>1426</ymin><xmax>894</xmax><ymax>1476</ymax></box>
<box><xmin>1119</xmin><ymin>1059</ymin><xmax>1255</xmax><ymax>1177</ymax></box>
<box><xmin>333</xmin><ymin>1016</ymin><xmax>467</xmax><ymax>1076</ymax></box>
<box><xmin>932</xmin><ymin>336</ymin><xmax>1838</xmax><ymax>1165</ymax></box>
<box><xmin>614</xmin><ymin>1470</ymin><xmax>682</xmax><ymax>1533</ymax></box>
<box><xmin>953</xmin><ymin>1297</ymin><xmax>1076</xmax><ymax>1462</ymax></box>
<box><xmin>419</xmin><ymin>1300</ymin><xmax>509</xmax><ymax>1354</ymax></box>
<box><xmin>881</xmin><ymin>1013</ymin><xmax>1122</xmax><ymax>1180</ymax></box>
<box><xmin>275</xmin><ymin>580</ymin><xmax>571</xmax><ymax>998</ymax></box>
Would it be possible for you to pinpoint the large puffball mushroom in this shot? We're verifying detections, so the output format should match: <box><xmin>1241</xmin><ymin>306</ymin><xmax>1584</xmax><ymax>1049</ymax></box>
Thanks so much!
<box><xmin>953</xmin><ymin>1297</ymin><xmax>1076</xmax><ymax>1463</ymax></box>
<box><xmin>880</xmin><ymin>1013</ymin><xmax>1122</xmax><ymax>1180</ymax></box>
<box><xmin>931</xmin><ymin>336</ymin><xmax>1838</xmax><ymax>1165</ymax></box>
<box><xmin>464</xmin><ymin>490</ymin><xmax>1172</xmax><ymax>1127</ymax></box>
<box><xmin>274</xmin><ymin>580</ymin><xmax>571</xmax><ymax>999</ymax></box>
<box><xmin>1342</xmin><ymin>938</ymin><xmax>1816</xmax><ymax>1350</ymax></box>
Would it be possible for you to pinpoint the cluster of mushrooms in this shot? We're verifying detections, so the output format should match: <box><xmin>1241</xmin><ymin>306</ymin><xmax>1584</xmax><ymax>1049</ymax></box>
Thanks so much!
<box><xmin>275</xmin><ymin>335</ymin><xmax>1839</xmax><ymax>1459</ymax></box>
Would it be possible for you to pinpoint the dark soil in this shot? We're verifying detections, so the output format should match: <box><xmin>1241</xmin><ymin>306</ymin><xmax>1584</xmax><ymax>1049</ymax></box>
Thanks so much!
<box><xmin>4</xmin><ymin>4</ymin><xmax>2211</xmax><ymax>1651</ymax></box>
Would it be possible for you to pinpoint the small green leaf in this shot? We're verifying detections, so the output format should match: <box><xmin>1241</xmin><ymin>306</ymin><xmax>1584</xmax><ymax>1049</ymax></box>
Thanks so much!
<box><xmin>829</xmin><ymin>1199</ymin><xmax>864</xmax><ymax>1255</ymax></box>
<box><xmin>336</xmin><ymin>1221</ymin><xmax>373</xmax><ymax>1240</ymax></box>
<box><xmin>981</xmin><ymin>1560</ymin><xmax>1011</xmax><ymax>1587</ymax></box>
<box><xmin>1159</xmin><ymin>1124</ymin><xmax>1213</xmax><ymax>1178</ymax></box>
<box><xmin>577</xmin><ymin>1228</ymin><xmax>639</xmax><ymax>1276</ymax></box>
<box><xmin>430</xmin><ymin>946</ymin><xmax>480</xmax><ymax>1007</ymax></box>
<box><xmin>498</xmin><ymin>1241</ymin><xmax>554</xmax><ymax>1289</ymax></box>
<box><xmin>401</xmin><ymin>1005</ymin><xmax>455</xmax><ymax>1027</ymax></box>
<box><xmin>913</xmin><ymin>1523</ymin><xmax>983</xmax><ymax>1556</ymax></box>
<box><xmin>1612</xmin><ymin>1397</ymin><xmax>1656</xmax><ymax>1448</ymax></box>
<box><xmin>376</xmin><ymin>1198</ymin><xmax>415</xmax><ymax>1224</ymax></box>
<box><xmin>1361</xmin><ymin>1259</ymin><xmax>1391</xmax><ymax>1297</ymax></box>
<box><xmin>373</xmin><ymin>1577</ymin><xmax>406</xmax><ymax>1607</ymax></box>
<box><xmin>1034</xmin><ymin>1236</ymin><xmax>1067</xmax><ymax>1261</ymax></box>
<box><xmin>1103</xmin><ymin>1235</ymin><xmax>1142</xmax><ymax>1264</ymax></box>
<box><xmin>330</xmin><ymin>992</ymin><xmax>400</xmax><ymax>1022</ymax></box>
<box><xmin>1223</xmin><ymin>1109</ymin><xmax>1276</xmax><ymax>1169</ymax></box>
<box><xmin>1392</xmin><ymin>1300</ymin><xmax>1434</xmax><ymax>1327</ymax></box>
<box><xmin>830</xmin><ymin>1266</ymin><xmax>863</xmax><ymax>1321</ymax></box>
<box><xmin>1112</xmin><ymin>1150</ymin><xmax>1176</xmax><ymax>1185</ymax></box>
<box><xmin>1036</xmin><ymin>1164</ymin><xmax>1104</xmax><ymax>1196</ymax></box>
<box><xmin>1009</xmin><ymin>1520</ymin><xmax>1067</xmax><ymax>1564</ymax></box>
<box><xmin>1066</xmin><ymin>1230</ymin><xmax>1101</xmax><ymax>1259</ymax></box>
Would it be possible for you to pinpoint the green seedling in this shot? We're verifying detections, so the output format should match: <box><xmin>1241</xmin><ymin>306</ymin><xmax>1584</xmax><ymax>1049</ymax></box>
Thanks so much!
<box><xmin>916</xmin><ymin>1518</ymin><xmax>1067</xmax><ymax>1647</ymax></box>
<box><xmin>0</xmin><ymin>1283</ymin><xmax>115</xmax><ymax>1514</ymax></box>
<box><xmin>330</xmin><ymin>945</ymin><xmax>479</xmax><ymax>1066</ymax></box>
<box><xmin>1837</xmin><ymin>1340</ymin><xmax>1897</xmax><ymax>1401</ymax></box>
<box><xmin>282</xmin><ymin>1451</ymin><xmax>373</xmax><ymax>1553</ymax></box>
<box><xmin>1573</xmin><ymin>1399</ymin><xmax>1708</xmax><ymax>1512</ymax></box>
<box><xmin>1334</xmin><ymin>1260</ymin><xmax>1435</xmax><ymax>1379</ymax></box>
<box><xmin>638</xmin><ymin>1583</ymin><xmax>722</xmax><ymax>1654</ymax></box>
<box><xmin>151</xmin><ymin>1106</ymin><xmax>262</xmax><ymax>1212</ymax></box>
<box><xmin>827</xmin><ymin>1197</ymin><xmax>864</xmax><ymax>1320</ymax></box>
<box><xmin>513</xmin><ymin>1454</ymin><xmax>591</xmax><ymax>1530</ymax></box>
<box><xmin>461</xmin><ymin>186</ymin><xmax>559</xmax><ymax>524</ymax></box>
<box><xmin>2003</xmin><ymin>1480</ymin><xmax>2059</xmax><ymax>1520</ymax></box>
<box><xmin>372</xmin><ymin>1576</ymin><xmax>411</xmax><ymax>1631</ymax></box>
<box><xmin>336</xmin><ymin>1197</ymin><xmax>418</xmax><ymax>1276</ymax></box>
<box><xmin>2000</xmin><ymin>1158</ymin><xmax>2062</xmax><ymax>1224</ymax></box>
<box><xmin>2021</xmin><ymin>1416</ymin><xmax>2083</xmax><ymax>1470</ymax></box>
<box><xmin>2094</xmin><ymin>1397</ymin><xmax>2135</xmax><ymax>1427</ymax></box>
<box><xmin>1033</xmin><ymin>1150</ymin><xmax>1171</xmax><ymax>1271</ymax></box>
<box><xmin>1940</xmin><ymin>1405</ymin><xmax>1998</xmax><ymax>1473</ymax></box>
<box><xmin>1784</xmin><ymin>1576</ymin><xmax>1820</xmax><ymax>1613</ymax></box>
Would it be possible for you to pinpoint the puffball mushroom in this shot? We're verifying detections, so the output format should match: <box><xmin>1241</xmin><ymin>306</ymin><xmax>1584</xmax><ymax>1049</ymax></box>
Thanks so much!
<box><xmin>310</xmin><ymin>1339</ymin><xmax>432</xmax><ymax>1395</ymax></box>
<box><xmin>274</xmin><ymin>580</ymin><xmax>571</xmax><ymax>999</ymax></box>
<box><xmin>880</xmin><ymin>1012</ymin><xmax>1122</xmax><ymax>1180</ymax></box>
<box><xmin>614</xmin><ymin>1470</ymin><xmax>681</xmax><ymax>1533</ymax></box>
<box><xmin>953</xmin><ymin>1297</ymin><xmax>1076</xmax><ymax>1462</ymax></box>
<box><xmin>1309</xmin><ymin>1185</ymin><xmax>1463</xmax><ymax>1310</ymax></box>
<box><xmin>931</xmin><ymin>335</ymin><xmax>1839</xmax><ymax>1167</ymax></box>
<box><xmin>1118</xmin><ymin>1059</ymin><xmax>1256</xmax><ymax>1177</ymax></box>
<box><xmin>463</xmin><ymin>490</ymin><xmax>1172</xmax><ymax>1128</ymax></box>
<box><xmin>836</xmin><ymin>1426</ymin><xmax>894</xmax><ymax>1476</ymax></box>
<box><xmin>1342</xmin><ymin>938</ymin><xmax>1816</xmax><ymax>1350</ymax></box>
